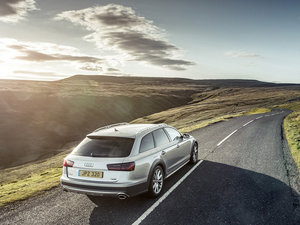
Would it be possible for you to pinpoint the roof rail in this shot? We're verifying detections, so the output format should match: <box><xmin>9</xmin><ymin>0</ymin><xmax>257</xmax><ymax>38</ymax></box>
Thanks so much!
<box><xmin>136</xmin><ymin>123</ymin><xmax>166</xmax><ymax>135</ymax></box>
<box><xmin>158</xmin><ymin>123</ymin><xmax>167</xmax><ymax>126</ymax></box>
<box><xmin>92</xmin><ymin>122</ymin><xmax>129</xmax><ymax>133</ymax></box>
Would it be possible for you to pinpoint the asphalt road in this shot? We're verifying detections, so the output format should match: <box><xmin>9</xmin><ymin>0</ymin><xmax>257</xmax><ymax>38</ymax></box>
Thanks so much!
<box><xmin>1</xmin><ymin>110</ymin><xmax>299</xmax><ymax>225</ymax></box>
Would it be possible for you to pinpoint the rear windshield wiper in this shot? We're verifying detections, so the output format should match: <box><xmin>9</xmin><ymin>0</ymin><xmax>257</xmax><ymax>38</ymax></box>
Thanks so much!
<box><xmin>90</xmin><ymin>152</ymin><xmax>104</xmax><ymax>157</ymax></box>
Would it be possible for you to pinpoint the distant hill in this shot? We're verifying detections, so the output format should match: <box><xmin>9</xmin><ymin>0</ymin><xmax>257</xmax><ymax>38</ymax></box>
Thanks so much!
<box><xmin>62</xmin><ymin>75</ymin><xmax>291</xmax><ymax>87</ymax></box>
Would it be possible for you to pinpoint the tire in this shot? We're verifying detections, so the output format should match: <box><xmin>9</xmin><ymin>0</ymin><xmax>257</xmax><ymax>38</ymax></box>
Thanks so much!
<box><xmin>148</xmin><ymin>165</ymin><xmax>164</xmax><ymax>198</ymax></box>
<box><xmin>190</xmin><ymin>143</ymin><xmax>198</xmax><ymax>164</ymax></box>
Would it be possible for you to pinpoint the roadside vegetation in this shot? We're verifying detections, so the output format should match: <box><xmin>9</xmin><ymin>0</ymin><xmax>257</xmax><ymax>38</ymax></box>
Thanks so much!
<box><xmin>279</xmin><ymin>102</ymin><xmax>300</xmax><ymax>171</ymax></box>
<box><xmin>243</xmin><ymin>107</ymin><xmax>271</xmax><ymax>115</ymax></box>
<box><xmin>179</xmin><ymin>108</ymin><xmax>271</xmax><ymax>133</ymax></box>
<box><xmin>0</xmin><ymin>145</ymin><xmax>74</xmax><ymax>207</ymax></box>
<box><xmin>132</xmin><ymin>87</ymin><xmax>292</xmax><ymax>131</ymax></box>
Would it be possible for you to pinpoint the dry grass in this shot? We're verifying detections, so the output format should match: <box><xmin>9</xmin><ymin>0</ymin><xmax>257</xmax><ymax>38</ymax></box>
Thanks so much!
<box><xmin>279</xmin><ymin>102</ymin><xmax>300</xmax><ymax>171</ymax></box>
<box><xmin>179</xmin><ymin>108</ymin><xmax>271</xmax><ymax>133</ymax></box>
<box><xmin>0</xmin><ymin>167</ymin><xmax>62</xmax><ymax>207</ymax></box>
<box><xmin>0</xmin><ymin>145</ymin><xmax>74</xmax><ymax>207</ymax></box>
<box><xmin>243</xmin><ymin>107</ymin><xmax>271</xmax><ymax>115</ymax></box>
<box><xmin>132</xmin><ymin>87</ymin><xmax>300</xmax><ymax>131</ymax></box>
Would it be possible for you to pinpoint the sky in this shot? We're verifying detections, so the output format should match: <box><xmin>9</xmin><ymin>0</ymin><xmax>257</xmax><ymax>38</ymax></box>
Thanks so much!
<box><xmin>0</xmin><ymin>0</ymin><xmax>299</xmax><ymax>83</ymax></box>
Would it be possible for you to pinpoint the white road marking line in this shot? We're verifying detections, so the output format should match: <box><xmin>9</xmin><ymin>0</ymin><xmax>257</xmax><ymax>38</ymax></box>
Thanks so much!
<box><xmin>256</xmin><ymin>116</ymin><xmax>263</xmax><ymax>119</ymax></box>
<box><xmin>242</xmin><ymin>119</ymin><xmax>254</xmax><ymax>127</ymax></box>
<box><xmin>217</xmin><ymin>129</ymin><xmax>238</xmax><ymax>147</ymax></box>
<box><xmin>132</xmin><ymin>160</ymin><xmax>204</xmax><ymax>225</ymax></box>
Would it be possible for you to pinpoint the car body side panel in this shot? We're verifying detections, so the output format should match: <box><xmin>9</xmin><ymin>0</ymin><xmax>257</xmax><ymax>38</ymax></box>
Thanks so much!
<box><xmin>180</xmin><ymin>138</ymin><xmax>193</xmax><ymax>160</ymax></box>
<box><xmin>160</xmin><ymin>142</ymin><xmax>179</xmax><ymax>173</ymax></box>
<box><xmin>125</xmin><ymin>147</ymin><xmax>161</xmax><ymax>182</ymax></box>
<box><xmin>164</xmin><ymin>138</ymin><xmax>189</xmax><ymax>172</ymax></box>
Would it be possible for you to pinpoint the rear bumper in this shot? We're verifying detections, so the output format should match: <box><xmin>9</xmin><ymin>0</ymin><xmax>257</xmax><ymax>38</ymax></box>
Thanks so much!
<box><xmin>61</xmin><ymin>177</ymin><xmax>148</xmax><ymax>197</ymax></box>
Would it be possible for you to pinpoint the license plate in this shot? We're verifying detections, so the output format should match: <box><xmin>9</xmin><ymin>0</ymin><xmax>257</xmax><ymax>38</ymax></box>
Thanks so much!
<box><xmin>79</xmin><ymin>170</ymin><xmax>103</xmax><ymax>178</ymax></box>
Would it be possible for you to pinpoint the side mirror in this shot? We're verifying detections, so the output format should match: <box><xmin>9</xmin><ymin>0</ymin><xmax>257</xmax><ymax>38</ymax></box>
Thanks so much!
<box><xmin>183</xmin><ymin>133</ymin><xmax>190</xmax><ymax>139</ymax></box>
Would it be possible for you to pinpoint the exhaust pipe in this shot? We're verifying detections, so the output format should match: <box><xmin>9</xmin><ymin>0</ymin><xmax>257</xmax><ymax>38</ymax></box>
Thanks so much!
<box><xmin>118</xmin><ymin>193</ymin><xmax>128</xmax><ymax>200</ymax></box>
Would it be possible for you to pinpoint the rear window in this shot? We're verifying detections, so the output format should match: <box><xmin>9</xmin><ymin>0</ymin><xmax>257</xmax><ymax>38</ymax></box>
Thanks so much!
<box><xmin>72</xmin><ymin>136</ymin><xmax>135</xmax><ymax>157</ymax></box>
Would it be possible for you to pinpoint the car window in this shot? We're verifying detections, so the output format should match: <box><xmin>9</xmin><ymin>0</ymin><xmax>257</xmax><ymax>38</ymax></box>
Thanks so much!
<box><xmin>140</xmin><ymin>133</ymin><xmax>155</xmax><ymax>153</ymax></box>
<box><xmin>72</xmin><ymin>137</ymin><xmax>134</xmax><ymax>157</ymax></box>
<box><xmin>153</xmin><ymin>128</ymin><xmax>170</xmax><ymax>147</ymax></box>
<box><xmin>165</xmin><ymin>128</ymin><xmax>181</xmax><ymax>141</ymax></box>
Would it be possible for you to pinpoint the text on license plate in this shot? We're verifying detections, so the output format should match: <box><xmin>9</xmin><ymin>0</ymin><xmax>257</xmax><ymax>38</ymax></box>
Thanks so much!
<box><xmin>78</xmin><ymin>170</ymin><xmax>103</xmax><ymax>178</ymax></box>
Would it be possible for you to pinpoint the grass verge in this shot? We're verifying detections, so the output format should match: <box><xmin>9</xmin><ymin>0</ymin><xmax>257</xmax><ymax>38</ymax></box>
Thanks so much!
<box><xmin>280</xmin><ymin>102</ymin><xmax>300</xmax><ymax>172</ymax></box>
<box><xmin>178</xmin><ymin>113</ymin><xmax>242</xmax><ymax>133</ymax></box>
<box><xmin>0</xmin><ymin>167</ymin><xmax>62</xmax><ymax>207</ymax></box>
<box><xmin>179</xmin><ymin>108</ymin><xmax>271</xmax><ymax>133</ymax></box>
<box><xmin>0</xmin><ymin>146</ymin><xmax>74</xmax><ymax>207</ymax></box>
<box><xmin>243</xmin><ymin>107</ymin><xmax>271</xmax><ymax>115</ymax></box>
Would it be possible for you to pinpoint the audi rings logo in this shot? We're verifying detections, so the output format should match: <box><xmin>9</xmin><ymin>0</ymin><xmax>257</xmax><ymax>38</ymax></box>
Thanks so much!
<box><xmin>84</xmin><ymin>162</ymin><xmax>94</xmax><ymax>167</ymax></box>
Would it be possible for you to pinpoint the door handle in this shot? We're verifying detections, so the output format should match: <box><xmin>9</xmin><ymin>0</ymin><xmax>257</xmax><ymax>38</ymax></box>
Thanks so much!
<box><xmin>161</xmin><ymin>150</ymin><xmax>166</xmax><ymax>155</ymax></box>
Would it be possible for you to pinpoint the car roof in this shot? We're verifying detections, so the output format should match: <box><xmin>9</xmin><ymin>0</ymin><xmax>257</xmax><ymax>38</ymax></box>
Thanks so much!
<box><xmin>87</xmin><ymin>123</ymin><xmax>168</xmax><ymax>138</ymax></box>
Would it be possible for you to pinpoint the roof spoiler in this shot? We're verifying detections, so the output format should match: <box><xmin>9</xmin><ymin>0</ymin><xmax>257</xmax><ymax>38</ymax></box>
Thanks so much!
<box><xmin>92</xmin><ymin>122</ymin><xmax>129</xmax><ymax>133</ymax></box>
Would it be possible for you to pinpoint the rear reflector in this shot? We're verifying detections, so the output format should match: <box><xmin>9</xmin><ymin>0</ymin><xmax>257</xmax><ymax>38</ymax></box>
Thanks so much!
<box><xmin>107</xmin><ymin>162</ymin><xmax>135</xmax><ymax>171</ymax></box>
<box><xmin>63</xmin><ymin>159</ymin><xmax>74</xmax><ymax>167</ymax></box>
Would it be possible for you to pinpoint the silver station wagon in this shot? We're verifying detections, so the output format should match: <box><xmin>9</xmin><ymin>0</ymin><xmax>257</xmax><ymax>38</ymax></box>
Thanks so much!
<box><xmin>61</xmin><ymin>123</ymin><xmax>198</xmax><ymax>200</ymax></box>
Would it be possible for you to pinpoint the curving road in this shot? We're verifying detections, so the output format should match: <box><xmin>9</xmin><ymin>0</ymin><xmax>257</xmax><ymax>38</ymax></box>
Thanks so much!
<box><xmin>1</xmin><ymin>110</ymin><xmax>299</xmax><ymax>225</ymax></box>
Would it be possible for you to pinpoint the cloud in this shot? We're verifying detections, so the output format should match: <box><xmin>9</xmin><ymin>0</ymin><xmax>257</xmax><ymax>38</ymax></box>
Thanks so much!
<box><xmin>107</xmin><ymin>68</ymin><xmax>119</xmax><ymax>72</ymax></box>
<box><xmin>80</xmin><ymin>63</ymin><xmax>120</xmax><ymax>73</ymax></box>
<box><xmin>0</xmin><ymin>38</ymin><xmax>119</xmax><ymax>72</ymax></box>
<box><xmin>14</xmin><ymin>70</ymin><xmax>62</xmax><ymax>77</ymax></box>
<box><xmin>55</xmin><ymin>4</ymin><xmax>195</xmax><ymax>70</ymax></box>
<box><xmin>225</xmin><ymin>50</ymin><xmax>262</xmax><ymax>58</ymax></box>
<box><xmin>11</xmin><ymin>70</ymin><xmax>66</xmax><ymax>80</ymax></box>
<box><xmin>79</xmin><ymin>64</ymin><xmax>103</xmax><ymax>72</ymax></box>
<box><xmin>0</xmin><ymin>0</ymin><xmax>37</xmax><ymax>23</ymax></box>
<box><xmin>2</xmin><ymin>39</ymin><xmax>103</xmax><ymax>63</ymax></box>
<box><xmin>12</xmin><ymin>46</ymin><xmax>103</xmax><ymax>63</ymax></box>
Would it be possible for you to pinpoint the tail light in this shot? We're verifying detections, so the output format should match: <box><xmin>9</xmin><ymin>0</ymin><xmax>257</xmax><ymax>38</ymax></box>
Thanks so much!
<box><xmin>63</xmin><ymin>159</ymin><xmax>74</xmax><ymax>167</ymax></box>
<box><xmin>107</xmin><ymin>162</ymin><xmax>135</xmax><ymax>171</ymax></box>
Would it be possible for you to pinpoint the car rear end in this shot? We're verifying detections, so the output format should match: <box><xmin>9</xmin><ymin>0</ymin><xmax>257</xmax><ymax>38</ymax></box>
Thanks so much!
<box><xmin>61</xmin><ymin>136</ymin><xmax>147</xmax><ymax>199</ymax></box>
